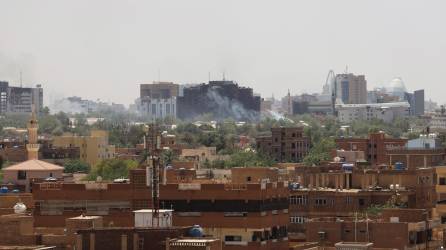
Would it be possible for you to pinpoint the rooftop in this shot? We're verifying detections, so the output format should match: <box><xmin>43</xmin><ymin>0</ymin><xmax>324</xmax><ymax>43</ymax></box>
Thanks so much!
<box><xmin>3</xmin><ymin>160</ymin><xmax>64</xmax><ymax>171</ymax></box>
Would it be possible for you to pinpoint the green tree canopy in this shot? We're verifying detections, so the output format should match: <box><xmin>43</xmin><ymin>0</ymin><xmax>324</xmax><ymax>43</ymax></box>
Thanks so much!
<box><xmin>63</xmin><ymin>160</ymin><xmax>90</xmax><ymax>173</ymax></box>
<box><xmin>303</xmin><ymin>137</ymin><xmax>336</xmax><ymax>166</ymax></box>
<box><xmin>87</xmin><ymin>159</ymin><xmax>138</xmax><ymax>181</ymax></box>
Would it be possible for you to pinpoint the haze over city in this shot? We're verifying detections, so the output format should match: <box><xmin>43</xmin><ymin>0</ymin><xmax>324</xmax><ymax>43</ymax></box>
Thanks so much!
<box><xmin>1</xmin><ymin>0</ymin><xmax>446</xmax><ymax>105</ymax></box>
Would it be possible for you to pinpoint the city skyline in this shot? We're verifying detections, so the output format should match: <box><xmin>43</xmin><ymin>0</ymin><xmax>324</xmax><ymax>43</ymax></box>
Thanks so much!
<box><xmin>1</xmin><ymin>0</ymin><xmax>445</xmax><ymax>106</ymax></box>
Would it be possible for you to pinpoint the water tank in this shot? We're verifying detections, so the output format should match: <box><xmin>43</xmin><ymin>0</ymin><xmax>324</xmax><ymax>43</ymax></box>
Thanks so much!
<box><xmin>13</xmin><ymin>202</ymin><xmax>27</xmax><ymax>214</ymax></box>
<box><xmin>342</xmin><ymin>164</ymin><xmax>354</xmax><ymax>172</ymax></box>
<box><xmin>288</xmin><ymin>182</ymin><xmax>300</xmax><ymax>190</ymax></box>
<box><xmin>0</xmin><ymin>186</ymin><xmax>8</xmax><ymax>194</ymax></box>
<box><xmin>189</xmin><ymin>225</ymin><xmax>204</xmax><ymax>237</ymax></box>
<box><xmin>394</xmin><ymin>162</ymin><xmax>405</xmax><ymax>170</ymax></box>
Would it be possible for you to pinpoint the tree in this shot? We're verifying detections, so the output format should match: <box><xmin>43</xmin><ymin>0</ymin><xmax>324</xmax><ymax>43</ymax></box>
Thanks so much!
<box><xmin>303</xmin><ymin>137</ymin><xmax>336</xmax><ymax>166</ymax></box>
<box><xmin>220</xmin><ymin>150</ymin><xmax>274</xmax><ymax>168</ymax></box>
<box><xmin>87</xmin><ymin>159</ymin><xmax>138</xmax><ymax>180</ymax></box>
<box><xmin>64</xmin><ymin>160</ymin><xmax>90</xmax><ymax>173</ymax></box>
<box><xmin>161</xmin><ymin>149</ymin><xmax>176</xmax><ymax>165</ymax></box>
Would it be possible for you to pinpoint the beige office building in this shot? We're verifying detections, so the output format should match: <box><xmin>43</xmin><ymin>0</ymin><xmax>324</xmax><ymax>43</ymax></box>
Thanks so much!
<box><xmin>52</xmin><ymin>130</ymin><xmax>115</xmax><ymax>166</ymax></box>
<box><xmin>335</xmin><ymin>73</ymin><xmax>367</xmax><ymax>104</ymax></box>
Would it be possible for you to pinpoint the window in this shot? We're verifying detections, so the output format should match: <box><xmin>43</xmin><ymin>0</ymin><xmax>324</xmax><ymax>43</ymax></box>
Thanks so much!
<box><xmin>225</xmin><ymin>235</ymin><xmax>242</xmax><ymax>242</ymax></box>
<box><xmin>290</xmin><ymin>216</ymin><xmax>306</xmax><ymax>224</ymax></box>
<box><xmin>346</xmin><ymin>197</ymin><xmax>352</xmax><ymax>204</ymax></box>
<box><xmin>291</xmin><ymin>143</ymin><xmax>296</xmax><ymax>149</ymax></box>
<box><xmin>441</xmin><ymin>216</ymin><xmax>446</xmax><ymax>224</ymax></box>
<box><xmin>17</xmin><ymin>171</ymin><xmax>27</xmax><ymax>180</ymax></box>
<box><xmin>440</xmin><ymin>177</ymin><xmax>446</xmax><ymax>185</ymax></box>
<box><xmin>290</xmin><ymin>195</ymin><xmax>307</xmax><ymax>205</ymax></box>
<box><xmin>358</xmin><ymin>198</ymin><xmax>365</xmax><ymax>206</ymax></box>
<box><xmin>246</xmin><ymin>176</ymin><xmax>252</xmax><ymax>182</ymax></box>
<box><xmin>315</xmin><ymin>198</ymin><xmax>327</xmax><ymax>206</ymax></box>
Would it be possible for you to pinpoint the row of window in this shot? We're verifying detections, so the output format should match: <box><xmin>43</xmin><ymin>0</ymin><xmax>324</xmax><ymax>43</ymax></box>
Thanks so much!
<box><xmin>289</xmin><ymin>196</ymin><xmax>363</xmax><ymax>206</ymax></box>
<box><xmin>150</xmin><ymin>103</ymin><xmax>175</xmax><ymax>116</ymax></box>
<box><xmin>290</xmin><ymin>216</ymin><xmax>306</xmax><ymax>224</ymax></box>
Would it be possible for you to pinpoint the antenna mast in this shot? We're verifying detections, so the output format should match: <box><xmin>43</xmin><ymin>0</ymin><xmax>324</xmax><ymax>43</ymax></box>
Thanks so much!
<box><xmin>145</xmin><ymin>124</ymin><xmax>162</xmax><ymax>227</ymax></box>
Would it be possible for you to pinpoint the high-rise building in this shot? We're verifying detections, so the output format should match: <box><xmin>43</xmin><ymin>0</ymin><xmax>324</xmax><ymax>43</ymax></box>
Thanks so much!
<box><xmin>177</xmin><ymin>80</ymin><xmax>261</xmax><ymax>121</ymax></box>
<box><xmin>139</xmin><ymin>82</ymin><xmax>179</xmax><ymax>120</ymax></box>
<box><xmin>414</xmin><ymin>89</ymin><xmax>425</xmax><ymax>116</ymax></box>
<box><xmin>335</xmin><ymin>73</ymin><xmax>367</xmax><ymax>104</ymax></box>
<box><xmin>0</xmin><ymin>81</ymin><xmax>8</xmax><ymax>114</ymax></box>
<box><xmin>0</xmin><ymin>82</ymin><xmax>43</xmax><ymax>114</ymax></box>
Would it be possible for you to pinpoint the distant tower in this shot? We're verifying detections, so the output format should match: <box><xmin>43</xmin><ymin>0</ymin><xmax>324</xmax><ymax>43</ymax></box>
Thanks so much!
<box><xmin>26</xmin><ymin>106</ymin><xmax>40</xmax><ymax>160</ymax></box>
<box><xmin>287</xmin><ymin>89</ymin><xmax>292</xmax><ymax>115</ymax></box>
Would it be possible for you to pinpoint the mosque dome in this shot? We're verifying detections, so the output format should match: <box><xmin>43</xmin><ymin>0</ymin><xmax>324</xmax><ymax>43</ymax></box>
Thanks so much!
<box><xmin>387</xmin><ymin>77</ymin><xmax>407</xmax><ymax>94</ymax></box>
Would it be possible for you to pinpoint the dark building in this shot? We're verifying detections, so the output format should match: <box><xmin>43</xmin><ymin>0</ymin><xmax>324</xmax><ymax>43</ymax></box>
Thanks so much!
<box><xmin>0</xmin><ymin>81</ymin><xmax>8</xmax><ymax>114</ymax></box>
<box><xmin>0</xmin><ymin>81</ymin><xmax>43</xmax><ymax>114</ymax></box>
<box><xmin>404</xmin><ymin>89</ymin><xmax>425</xmax><ymax>116</ymax></box>
<box><xmin>177</xmin><ymin>80</ymin><xmax>261</xmax><ymax>121</ymax></box>
<box><xmin>292</xmin><ymin>100</ymin><xmax>333</xmax><ymax>115</ymax></box>
<box><xmin>414</xmin><ymin>89</ymin><xmax>425</xmax><ymax>116</ymax></box>
<box><xmin>256</xmin><ymin>127</ymin><xmax>310</xmax><ymax>162</ymax></box>
<box><xmin>292</xmin><ymin>101</ymin><xmax>309</xmax><ymax>115</ymax></box>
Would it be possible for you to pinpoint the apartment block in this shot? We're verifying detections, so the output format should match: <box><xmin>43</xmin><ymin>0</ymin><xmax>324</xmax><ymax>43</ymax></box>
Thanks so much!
<box><xmin>288</xmin><ymin>164</ymin><xmax>437</xmax><ymax>241</ymax></box>
<box><xmin>32</xmin><ymin>167</ymin><xmax>289</xmax><ymax>250</ymax></box>
<box><xmin>306</xmin><ymin>209</ymin><xmax>441</xmax><ymax>249</ymax></box>
<box><xmin>52</xmin><ymin>130</ymin><xmax>115</xmax><ymax>166</ymax></box>
<box><xmin>336</xmin><ymin>132</ymin><xmax>407</xmax><ymax>166</ymax></box>
<box><xmin>256</xmin><ymin>127</ymin><xmax>310</xmax><ymax>163</ymax></box>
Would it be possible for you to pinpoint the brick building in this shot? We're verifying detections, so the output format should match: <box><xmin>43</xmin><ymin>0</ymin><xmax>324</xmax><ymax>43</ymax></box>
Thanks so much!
<box><xmin>32</xmin><ymin>168</ymin><xmax>289</xmax><ymax>250</ymax></box>
<box><xmin>256</xmin><ymin>127</ymin><xmax>310</xmax><ymax>163</ymax></box>
<box><xmin>76</xmin><ymin>227</ymin><xmax>191</xmax><ymax>250</ymax></box>
<box><xmin>305</xmin><ymin>209</ymin><xmax>441</xmax><ymax>249</ymax></box>
<box><xmin>288</xmin><ymin>165</ymin><xmax>437</xmax><ymax>241</ymax></box>
<box><xmin>335</xmin><ymin>132</ymin><xmax>407</xmax><ymax>166</ymax></box>
<box><xmin>386</xmin><ymin>148</ymin><xmax>445</xmax><ymax>169</ymax></box>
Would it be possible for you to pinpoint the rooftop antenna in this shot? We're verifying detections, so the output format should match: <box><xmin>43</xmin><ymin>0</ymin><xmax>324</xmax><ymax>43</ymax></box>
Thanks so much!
<box><xmin>344</xmin><ymin>65</ymin><xmax>348</xmax><ymax>74</ymax></box>
<box><xmin>144</xmin><ymin>124</ymin><xmax>162</xmax><ymax>227</ymax></box>
<box><xmin>20</xmin><ymin>71</ymin><xmax>23</xmax><ymax>87</ymax></box>
<box><xmin>158</xmin><ymin>69</ymin><xmax>161</xmax><ymax>83</ymax></box>
<box><xmin>208</xmin><ymin>71</ymin><xmax>211</xmax><ymax>82</ymax></box>
<box><xmin>223</xmin><ymin>71</ymin><xmax>226</xmax><ymax>81</ymax></box>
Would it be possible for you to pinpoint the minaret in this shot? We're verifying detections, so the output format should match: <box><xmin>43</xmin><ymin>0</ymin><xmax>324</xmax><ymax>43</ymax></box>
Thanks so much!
<box><xmin>26</xmin><ymin>106</ymin><xmax>39</xmax><ymax>160</ymax></box>
<box><xmin>287</xmin><ymin>89</ymin><xmax>292</xmax><ymax>115</ymax></box>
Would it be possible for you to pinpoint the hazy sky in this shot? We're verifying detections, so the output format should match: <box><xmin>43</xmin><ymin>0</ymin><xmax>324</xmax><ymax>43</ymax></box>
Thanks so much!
<box><xmin>1</xmin><ymin>0</ymin><xmax>445</xmax><ymax>106</ymax></box>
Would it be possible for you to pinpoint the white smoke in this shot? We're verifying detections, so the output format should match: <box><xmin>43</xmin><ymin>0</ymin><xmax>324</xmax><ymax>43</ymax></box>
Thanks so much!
<box><xmin>265</xmin><ymin>110</ymin><xmax>295</xmax><ymax>123</ymax></box>
<box><xmin>49</xmin><ymin>98</ymin><xmax>87</xmax><ymax>114</ymax></box>
<box><xmin>206</xmin><ymin>87</ymin><xmax>260</xmax><ymax>121</ymax></box>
